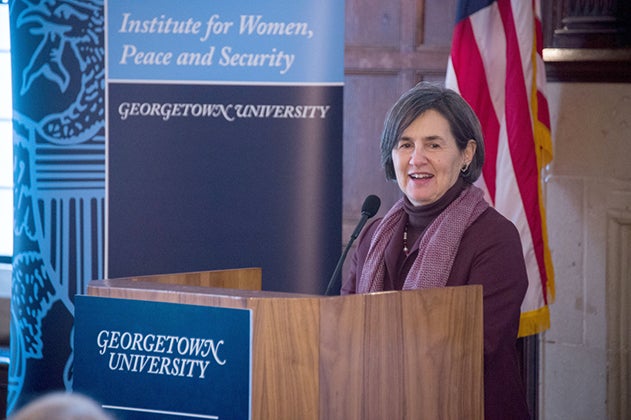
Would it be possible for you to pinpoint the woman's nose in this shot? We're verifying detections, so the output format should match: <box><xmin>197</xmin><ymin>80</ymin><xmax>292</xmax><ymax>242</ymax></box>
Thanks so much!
<box><xmin>409</xmin><ymin>146</ymin><xmax>426</xmax><ymax>166</ymax></box>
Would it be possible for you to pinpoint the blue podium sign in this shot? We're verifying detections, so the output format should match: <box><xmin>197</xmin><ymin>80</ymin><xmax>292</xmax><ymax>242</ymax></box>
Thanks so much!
<box><xmin>73</xmin><ymin>296</ymin><xmax>252</xmax><ymax>420</ymax></box>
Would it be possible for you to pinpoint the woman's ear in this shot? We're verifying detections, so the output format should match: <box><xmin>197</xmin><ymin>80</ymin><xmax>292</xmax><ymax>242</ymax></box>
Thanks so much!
<box><xmin>464</xmin><ymin>139</ymin><xmax>477</xmax><ymax>166</ymax></box>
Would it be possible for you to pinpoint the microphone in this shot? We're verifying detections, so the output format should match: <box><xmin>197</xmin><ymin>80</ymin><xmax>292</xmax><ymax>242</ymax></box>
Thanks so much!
<box><xmin>324</xmin><ymin>195</ymin><xmax>381</xmax><ymax>296</ymax></box>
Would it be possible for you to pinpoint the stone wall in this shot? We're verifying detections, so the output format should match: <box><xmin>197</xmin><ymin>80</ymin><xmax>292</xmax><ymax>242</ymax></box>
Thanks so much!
<box><xmin>541</xmin><ymin>82</ymin><xmax>631</xmax><ymax>419</ymax></box>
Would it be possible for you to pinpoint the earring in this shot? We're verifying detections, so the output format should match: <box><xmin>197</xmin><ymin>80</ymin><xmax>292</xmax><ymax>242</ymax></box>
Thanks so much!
<box><xmin>460</xmin><ymin>163</ymin><xmax>470</xmax><ymax>174</ymax></box>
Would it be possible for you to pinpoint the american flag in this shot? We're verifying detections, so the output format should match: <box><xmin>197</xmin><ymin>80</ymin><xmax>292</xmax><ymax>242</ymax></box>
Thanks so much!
<box><xmin>446</xmin><ymin>0</ymin><xmax>555</xmax><ymax>337</ymax></box>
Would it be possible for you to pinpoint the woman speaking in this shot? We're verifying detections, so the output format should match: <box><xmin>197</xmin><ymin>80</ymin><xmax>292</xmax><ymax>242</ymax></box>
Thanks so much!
<box><xmin>342</xmin><ymin>82</ymin><xmax>531</xmax><ymax>420</ymax></box>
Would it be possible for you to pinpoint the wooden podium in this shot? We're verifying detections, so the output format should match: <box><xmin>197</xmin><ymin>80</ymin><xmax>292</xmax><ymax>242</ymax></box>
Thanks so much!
<box><xmin>87</xmin><ymin>268</ymin><xmax>483</xmax><ymax>420</ymax></box>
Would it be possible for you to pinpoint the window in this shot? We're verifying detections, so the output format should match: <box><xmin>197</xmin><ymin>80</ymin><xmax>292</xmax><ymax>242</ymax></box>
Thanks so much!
<box><xmin>0</xmin><ymin>0</ymin><xmax>12</xmax><ymax>263</ymax></box>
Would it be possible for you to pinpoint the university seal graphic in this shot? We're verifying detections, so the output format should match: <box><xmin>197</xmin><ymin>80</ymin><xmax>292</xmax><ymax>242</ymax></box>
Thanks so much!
<box><xmin>9</xmin><ymin>0</ymin><xmax>105</xmax><ymax>412</ymax></box>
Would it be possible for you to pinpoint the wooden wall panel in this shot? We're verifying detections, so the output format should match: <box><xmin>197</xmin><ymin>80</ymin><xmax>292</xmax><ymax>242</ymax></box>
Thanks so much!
<box><xmin>423</xmin><ymin>0</ymin><xmax>457</xmax><ymax>46</ymax></box>
<box><xmin>345</xmin><ymin>0</ymin><xmax>402</xmax><ymax>47</ymax></box>
<box><xmin>342</xmin><ymin>75</ymin><xmax>402</xmax><ymax>223</ymax></box>
<box><xmin>542</xmin><ymin>0</ymin><xmax>631</xmax><ymax>82</ymax></box>
<box><xmin>341</xmin><ymin>0</ymin><xmax>455</xmax><ymax>273</ymax></box>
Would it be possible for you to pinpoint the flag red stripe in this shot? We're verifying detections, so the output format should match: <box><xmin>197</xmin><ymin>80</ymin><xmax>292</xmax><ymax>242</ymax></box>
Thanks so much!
<box><xmin>533</xmin><ymin>4</ymin><xmax>551</xmax><ymax>131</ymax></box>
<box><xmin>536</xmin><ymin>90</ymin><xmax>551</xmax><ymax>133</ymax></box>
<box><xmin>534</xmin><ymin>13</ymin><xmax>551</xmax><ymax>132</ymax></box>
<box><xmin>534</xmin><ymin>6</ymin><xmax>544</xmax><ymax>54</ymax></box>
<box><xmin>450</xmin><ymin>18</ymin><xmax>500</xmax><ymax>202</ymax></box>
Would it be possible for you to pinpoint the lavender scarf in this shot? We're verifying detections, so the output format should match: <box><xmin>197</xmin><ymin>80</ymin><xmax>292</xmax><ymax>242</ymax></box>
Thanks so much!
<box><xmin>357</xmin><ymin>184</ymin><xmax>489</xmax><ymax>293</ymax></box>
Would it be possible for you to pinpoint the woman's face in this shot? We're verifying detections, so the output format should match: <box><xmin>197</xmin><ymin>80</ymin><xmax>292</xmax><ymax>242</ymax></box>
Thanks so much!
<box><xmin>391</xmin><ymin>109</ymin><xmax>476</xmax><ymax>206</ymax></box>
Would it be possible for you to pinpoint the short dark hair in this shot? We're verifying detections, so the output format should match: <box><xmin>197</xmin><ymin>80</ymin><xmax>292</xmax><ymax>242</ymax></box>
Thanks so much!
<box><xmin>380</xmin><ymin>82</ymin><xmax>485</xmax><ymax>184</ymax></box>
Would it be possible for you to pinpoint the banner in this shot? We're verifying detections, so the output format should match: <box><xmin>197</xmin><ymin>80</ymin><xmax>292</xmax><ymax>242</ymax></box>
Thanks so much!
<box><xmin>106</xmin><ymin>0</ymin><xmax>344</xmax><ymax>294</ymax></box>
<box><xmin>9</xmin><ymin>0</ymin><xmax>105</xmax><ymax>414</ymax></box>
